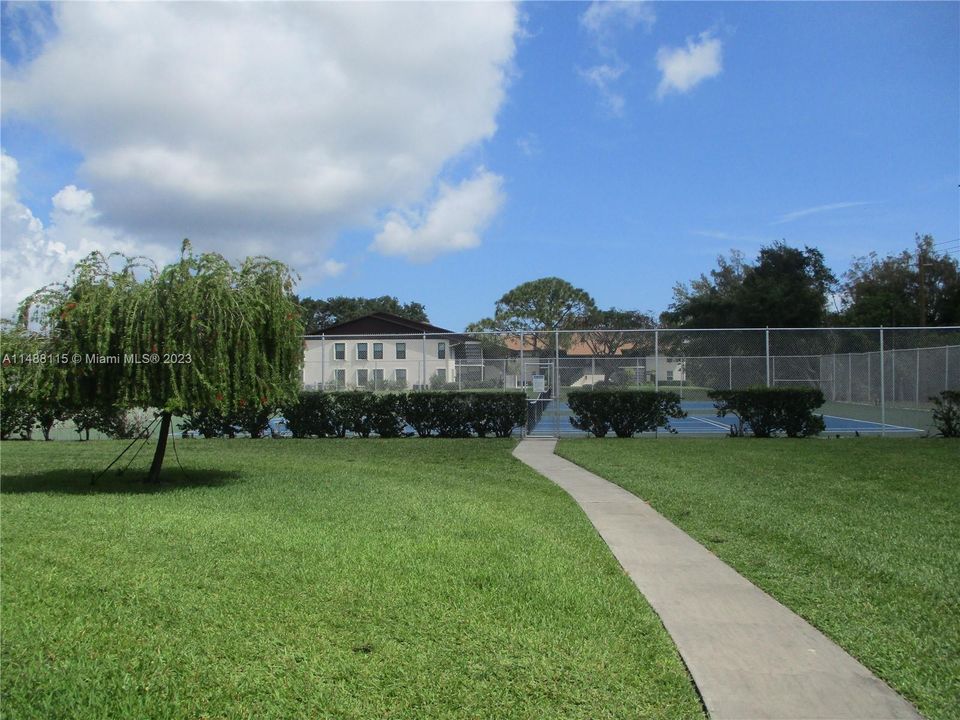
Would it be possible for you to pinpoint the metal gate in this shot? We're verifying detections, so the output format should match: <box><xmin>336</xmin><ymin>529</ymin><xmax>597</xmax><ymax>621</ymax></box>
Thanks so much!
<box><xmin>523</xmin><ymin>359</ymin><xmax>563</xmax><ymax>437</ymax></box>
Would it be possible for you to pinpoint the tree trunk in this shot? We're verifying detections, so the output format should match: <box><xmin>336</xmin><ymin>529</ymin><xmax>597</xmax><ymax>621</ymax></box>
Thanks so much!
<box><xmin>147</xmin><ymin>411</ymin><xmax>172</xmax><ymax>482</ymax></box>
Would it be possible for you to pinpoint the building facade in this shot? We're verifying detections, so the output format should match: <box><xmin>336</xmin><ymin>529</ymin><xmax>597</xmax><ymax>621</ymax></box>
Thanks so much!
<box><xmin>302</xmin><ymin>313</ymin><xmax>469</xmax><ymax>390</ymax></box>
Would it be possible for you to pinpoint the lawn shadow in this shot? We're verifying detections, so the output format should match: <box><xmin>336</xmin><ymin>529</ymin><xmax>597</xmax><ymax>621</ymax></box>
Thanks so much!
<box><xmin>0</xmin><ymin>467</ymin><xmax>241</xmax><ymax>495</ymax></box>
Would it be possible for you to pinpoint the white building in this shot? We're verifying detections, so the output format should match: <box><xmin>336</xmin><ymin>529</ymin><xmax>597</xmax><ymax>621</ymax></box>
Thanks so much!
<box><xmin>302</xmin><ymin>313</ymin><xmax>470</xmax><ymax>390</ymax></box>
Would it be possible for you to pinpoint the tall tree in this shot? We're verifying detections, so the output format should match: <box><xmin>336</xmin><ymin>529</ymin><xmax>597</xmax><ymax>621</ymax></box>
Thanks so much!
<box><xmin>662</xmin><ymin>243</ymin><xmax>835</xmax><ymax>328</ymax></box>
<box><xmin>840</xmin><ymin>234</ymin><xmax>960</xmax><ymax>326</ymax></box>
<box><xmin>736</xmin><ymin>244</ymin><xmax>835</xmax><ymax>327</ymax></box>
<box><xmin>579</xmin><ymin>308</ymin><xmax>656</xmax><ymax>356</ymax></box>
<box><xmin>300</xmin><ymin>295</ymin><xmax>428</xmax><ymax>334</ymax></box>
<box><xmin>471</xmin><ymin>277</ymin><xmax>597</xmax><ymax>350</ymax></box>
<box><xmin>19</xmin><ymin>242</ymin><xmax>303</xmax><ymax>481</ymax></box>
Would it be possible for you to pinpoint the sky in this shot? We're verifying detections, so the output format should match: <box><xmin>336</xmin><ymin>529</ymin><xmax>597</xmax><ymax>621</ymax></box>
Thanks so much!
<box><xmin>2</xmin><ymin>1</ymin><xmax>958</xmax><ymax>330</ymax></box>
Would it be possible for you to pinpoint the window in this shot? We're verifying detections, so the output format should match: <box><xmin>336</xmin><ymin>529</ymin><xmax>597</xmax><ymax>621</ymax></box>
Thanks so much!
<box><xmin>334</xmin><ymin>369</ymin><xmax>346</xmax><ymax>387</ymax></box>
<box><xmin>395</xmin><ymin>368</ymin><xmax>407</xmax><ymax>385</ymax></box>
<box><xmin>373</xmin><ymin>342</ymin><xmax>383</xmax><ymax>360</ymax></box>
<box><xmin>396</xmin><ymin>342</ymin><xmax>406</xmax><ymax>360</ymax></box>
<box><xmin>437</xmin><ymin>341</ymin><xmax>446</xmax><ymax>359</ymax></box>
<box><xmin>436</xmin><ymin>369</ymin><xmax>447</xmax><ymax>383</ymax></box>
<box><xmin>357</xmin><ymin>369</ymin><xmax>369</xmax><ymax>387</ymax></box>
<box><xmin>666</xmin><ymin>370</ymin><xmax>674</xmax><ymax>382</ymax></box>
<box><xmin>373</xmin><ymin>368</ymin><xmax>384</xmax><ymax>388</ymax></box>
<box><xmin>334</xmin><ymin>343</ymin><xmax>345</xmax><ymax>360</ymax></box>
<box><xmin>357</xmin><ymin>343</ymin><xmax>368</xmax><ymax>360</ymax></box>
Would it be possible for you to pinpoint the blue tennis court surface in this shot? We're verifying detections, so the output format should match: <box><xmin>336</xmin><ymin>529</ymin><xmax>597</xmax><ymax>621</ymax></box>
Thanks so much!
<box><xmin>529</xmin><ymin>401</ymin><xmax>923</xmax><ymax>436</ymax></box>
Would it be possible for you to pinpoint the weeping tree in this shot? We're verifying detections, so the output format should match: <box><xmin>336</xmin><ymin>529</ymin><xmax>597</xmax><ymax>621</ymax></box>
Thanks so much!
<box><xmin>19</xmin><ymin>241</ymin><xmax>304</xmax><ymax>481</ymax></box>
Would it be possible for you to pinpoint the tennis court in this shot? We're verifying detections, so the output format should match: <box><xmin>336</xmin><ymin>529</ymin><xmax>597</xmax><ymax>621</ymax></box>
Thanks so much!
<box><xmin>528</xmin><ymin>400</ymin><xmax>923</xmax><ymax>437</ymax></box>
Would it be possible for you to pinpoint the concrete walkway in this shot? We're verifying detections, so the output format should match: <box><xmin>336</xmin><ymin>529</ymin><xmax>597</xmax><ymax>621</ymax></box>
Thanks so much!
<box><xmin>513</xmin><ymin>439</ymin><xmax>922</xmax><ymax>720</ymax></box>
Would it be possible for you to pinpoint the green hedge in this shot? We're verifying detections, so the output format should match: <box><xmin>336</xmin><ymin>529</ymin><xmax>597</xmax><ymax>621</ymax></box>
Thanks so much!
<box><xmin>708</xmin><ymin>387</ymin><xmax>825</xmax><ymax>438</ymax></box>
<box><xmin>567</xmin><ymin>390</ymin><xmax>686</xmax><ymax>438</ymax></box>
<box><xmin>279</xmin><ymin>391</ymin><xmax>526</xmax><ymax>439</ymax></box>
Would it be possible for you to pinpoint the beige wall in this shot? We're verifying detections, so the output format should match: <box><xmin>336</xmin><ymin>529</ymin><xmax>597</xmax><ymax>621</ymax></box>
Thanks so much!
<box><xmin>303</xmin><ymin>337</ymin><xmax>457</xmax><ymax>389</ymax></box>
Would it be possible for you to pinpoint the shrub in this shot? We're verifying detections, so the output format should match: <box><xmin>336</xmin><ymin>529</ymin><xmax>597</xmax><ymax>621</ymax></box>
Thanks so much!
<box><xmin>567</xmin><ymin>390</ymin><xmax>686</xmax><ymax>438</ymax></box>
<box><xmin>930</xmin><ymin>390</ymin><xmax>960</xmax><ymax>438</ymax></box>
<box><xmin>335</xmin><ymin>391</ymin><xmax>376</xmax><ymax>438</ymax></box>
<box><xmin>369</xmin><ymin>393</ymin><xmax>407</xmax><ymax>438</ymax></box>
<box><xmin>280</xmin><ymin>391</ymin><xmax>344</xmax><ymax>438</ymax></box>
<box><xmin>403</xmin><ymin>392</ymin><xmax>440</xmax><ymax>437</ymax></box>
<box><xmin>469</xmin><ymin>392</ymin><xmax>526</xmax><ymax>438</ymax></box>
<box><xmin>708</xmin><ymin>387</ymin><xmax>825</xmax><ymax>438</ymax></box>
<box><xmin>179</xmin><ymin>408</ymin><xmax>233</xmax><ymax>439</ymax></box>
<box><xmin>230</xmin><ymin>403</ymin><xmax>275</xmax><ymax>438</ymax></box>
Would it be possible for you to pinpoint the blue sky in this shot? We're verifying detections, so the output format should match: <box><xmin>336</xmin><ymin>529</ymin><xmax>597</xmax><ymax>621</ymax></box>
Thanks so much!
<box><xmin>2</xmin><ymin>1</ymin><xmax>957</xmax><ymax>329</ymax></box>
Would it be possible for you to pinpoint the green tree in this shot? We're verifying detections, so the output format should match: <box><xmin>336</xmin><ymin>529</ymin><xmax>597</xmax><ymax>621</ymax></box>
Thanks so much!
<box><xmin>299</xmin><ymin>295</ymin><xmax>428</xmax><ymax>334</ymax></box>
<box><xmin>0</xmin><ymin>323</ymin><xmax>44</xmax><ymax>440</ymax></box>
<box><xmin>840</xmin><ymin>235</ymin><xmax>959</xmax><ymax>326</ymax></box>
<box><xmin>579</xmin><ymin>308</ymin><xmax>656</xmax><ymax>356</ymax></box>
<box><xmin>471</xmin><ymin>277</ymin><xmax>596</xmax><ymax>350</ymax></box>
<box><xmin>18</xmin><ymin>242</ymin><xmax>303</xmax><ymax>481</ymax></box>
<box><xmin>662</xmin><ymin>243</ymin><xmax>836</xmax><ymax>328</ymax></box>
<box><xmin>736</xmin><ymin>244</ymin><xmax>835</xmax><ymax>327</ymax></box>
<box><xmin>660</xmin><ymin>251</ymin><xmax>747</xmax><ymax>328</ymax></box>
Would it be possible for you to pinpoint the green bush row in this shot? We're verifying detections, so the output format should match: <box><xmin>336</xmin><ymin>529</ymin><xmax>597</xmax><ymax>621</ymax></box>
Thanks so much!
<box><xmin>280</xmin><ymin>391</ymin><xmax>526</xmax><ymax>439</ymax></box>
<box><xmin>567</xmin><ymin>390</ymin><xmax>686</xmax><ymax>437</ymax></box>
<box><xmin>708</xmin><ymin>387</ymin><xmax>825</xmax><ymax>437</ymax></box>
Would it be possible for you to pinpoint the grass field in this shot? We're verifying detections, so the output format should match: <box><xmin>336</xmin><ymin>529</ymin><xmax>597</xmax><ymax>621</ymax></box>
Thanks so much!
<box><xmin>1</xmin><ymin>439</ymin><xmax>704</xmax><ymax>720</ymax></box>
<box><xmin>556</xmin><ymin>437</ymin><xmax>959</xmax><ymax>720</ymax></box>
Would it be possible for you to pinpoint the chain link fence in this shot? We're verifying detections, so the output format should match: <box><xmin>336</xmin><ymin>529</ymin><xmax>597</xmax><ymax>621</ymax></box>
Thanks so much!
<box><xmin>303</xmin><ymin>326</ymin><xmax>960</xmax><ymax>436</ymax></box>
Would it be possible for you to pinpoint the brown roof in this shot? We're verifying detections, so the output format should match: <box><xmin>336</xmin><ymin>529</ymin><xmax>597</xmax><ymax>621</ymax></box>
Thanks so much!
<box><xmin>308</xmin><ymin>312</ymin><xmax>467</xmax><ymax>341</ymax></box>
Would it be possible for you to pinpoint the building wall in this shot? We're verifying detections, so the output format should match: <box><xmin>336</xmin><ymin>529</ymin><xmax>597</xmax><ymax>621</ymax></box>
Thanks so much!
<box><xmin>303</xmin><ymin>337</ymin><xmax>458</xmax><ymax>390</ymax></box>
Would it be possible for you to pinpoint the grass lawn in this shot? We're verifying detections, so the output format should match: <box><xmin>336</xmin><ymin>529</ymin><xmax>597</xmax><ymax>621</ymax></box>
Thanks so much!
<box><xmin>556</xmin><ymin>437</ymin><xmax>959</xmax><ymax>720</ymax></box>
<box><xmin>1</xmin><ymin>439</ymin><xmax>704</xmax><ymax>720</ymax></box>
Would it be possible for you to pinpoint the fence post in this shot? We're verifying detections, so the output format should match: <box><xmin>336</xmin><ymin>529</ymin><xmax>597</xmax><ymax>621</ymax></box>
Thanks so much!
<box><xmin>765</xmin><ymin>327</ymin><xmax>771</xmax><ymax>388</ymax></box>
<box><xmin>654</xmin><ymin>329</ymin><xmax>659</xmax><ymax>392</ymax></box>
<box><xmin>832</xmin><ymin>353</ymin><xmax>837</xmax><ymax>401</ymax></box>
<box><xmin>519</xmin><ymin>330</ymin><xmax>524</xmax><ymax>390</ymax></box>
<box><xmin>555</xmin><ymin>328</ymin><xmax>561</xmax><ymax>439</ymax></box>
<box><xmin>848</xmin><ymin>353</ymin><xmax>852</xmax><ymax>402</ymax></box>
<box><xmin>915</xmin><ymin>347</ymin><xmax>920</xmax><ymax>407</ymax></box>
<box><xmin>320</xmin><ymin>334</ymin><xmax>325</xmax><ymax>391</ymax></box>
<box><xmin>947</xmin><ymin>345</ymin><xmax>950</xmax><ymax>394</ymax></box>
<box><xmin>728</xmin><ymin>355</ymin><xmax>733</xmax><ymax>390</ymax></box>
<box><xmin>879</xmin><ymin>327</ymin><xmax>886</xmax><ymax>437</ymax></box>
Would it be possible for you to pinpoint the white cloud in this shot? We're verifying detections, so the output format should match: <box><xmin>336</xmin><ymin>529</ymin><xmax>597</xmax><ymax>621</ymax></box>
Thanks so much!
<box><xmin>372</xmin><ymin>170</ymin><xmax>504</xmax><ymax>263</ymax></box>
<box><xmin>52</xmin><ymin>185</ymin><xmax>94</xmax><ymax>214</ymax></box>
<box><xmin>578</xmin><ymin>2</ymin><xmax>653</xmax><ymax>115</ymax></box>
<box><xmin>580</xmin><ymin>1</ymin><xmax>655</xmax><ymax>42</ymax></box>
<box><xmin>1</xmin><ymin>150</ymin><xmax>172</xmax><ymax>319</ymax></box>
<box><xmin>773</xmin><ymin>201</ymin><xmax>879</xmax><ymax>225</ymax></box>
<box><xmin>320</xmin><ymin>259</ymin><xmax>346</xmax><ymax>278</ymax></box>
<box><xmin>1</xmin><ymin>3</ymin><xmax>517</xmax><ymax>275</ymax></box>
<box><xmin>656</xmin><ymin>31</ymin><xmax>723</xmax><ymax>98</ymax></box>
<box><xmin>579</xmin><ymin>64</ymin><xmax>627</xmax><ymax>115</ymax></box>
<box><xmin>516</xmin><ymin>132</ymin><xmax>541</xmax><ymax>157</ymax></box>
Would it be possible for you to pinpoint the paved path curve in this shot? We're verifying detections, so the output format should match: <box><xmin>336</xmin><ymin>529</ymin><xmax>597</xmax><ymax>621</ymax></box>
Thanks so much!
<box><xmin>513</xmin><ymin>439</ymin><xmax>922</xmax><ymax>720</ymax></box>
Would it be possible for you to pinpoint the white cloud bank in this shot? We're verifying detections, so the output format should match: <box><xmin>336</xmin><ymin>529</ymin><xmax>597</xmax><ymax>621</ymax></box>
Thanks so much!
<box><xmin>656</xmin><ymin>31</ymin><xmax>723</xmax><ymax>98</ymax></box>
<box><xmin>1</xmin><ymin>2</ymin><xmax>518</xmax><ymax>308</ymax></box>
<box><xmin>0</xmin><ymin>150</ymin><xmax>169</xmax><ymax>317</ymax></box>
<box><xmin>373</xmin><ymin>170</ymin><xmax>504</xmax><ymax>263</ymax></box>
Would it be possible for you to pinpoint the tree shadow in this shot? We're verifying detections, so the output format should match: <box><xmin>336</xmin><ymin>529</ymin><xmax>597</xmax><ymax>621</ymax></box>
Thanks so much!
<box><xmin>0</xmin><ymin>467</ymin><xmax>241</xmax><ymax>495</ymax></box>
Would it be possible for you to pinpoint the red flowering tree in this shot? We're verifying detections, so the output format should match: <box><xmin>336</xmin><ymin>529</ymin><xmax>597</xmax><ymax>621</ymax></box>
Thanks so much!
<box><xmin>20</xmin><ymin>241</ymin><xmax>304</xmax><ymax>481</ymax></box>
